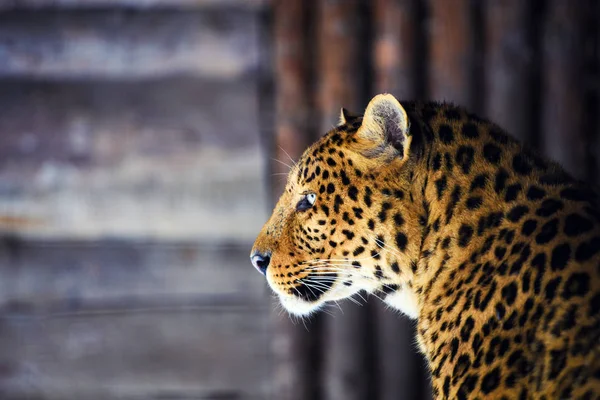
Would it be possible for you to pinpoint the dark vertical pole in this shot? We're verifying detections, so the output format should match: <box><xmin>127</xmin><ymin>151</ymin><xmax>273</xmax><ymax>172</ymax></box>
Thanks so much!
<box><xmin>541</xmin><ymin>0</ymin><xmax>587</xmax><ymax>180</ymax></box>
<box><xmin>372</xmin><ymin>1</ymin><xmax>429</xmax><ymax>399</ymax></box>
<box><xmin>316</xmin><ymin>1</ymin><xmax>372</xmax><ymax>400</ymax></box>
<box><xmin>317</xmin><ymin>0</ymin><xmax>364</xmax><ymax>129</ymax></box>
<box><xmin>373</xmin><ymin>0</ymin><xmax>418</xmax><ymax>98</ymax></box>
<box><xmin>484</xmin><ymin>0</ymin><xmax>538</xmax><ymax>143</ymax></box>
<box><xmin>271</xmin><ymin>2</ymin><xmax>320</xmax><ymax>400</ymax></box>
<box><xmin>591</xmin><ymin>1</ymin><xmax>600</xmax><ymax>184</ymax></box>
<box><xmin>428</xmin><ymin>0</ymin><xmax>475</xmax><ymax>108</ymax></box>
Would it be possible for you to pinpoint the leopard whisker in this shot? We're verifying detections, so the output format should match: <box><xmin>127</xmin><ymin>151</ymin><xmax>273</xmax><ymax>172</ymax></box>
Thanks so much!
<box><xmin>298</xmin><ymin>282</ymin><xmax>346</xmax><ymax>316</ymax></box>
<box><xmin>278</xmin><ymin>145</ymin><xmax>297</xmax><ymax>166</ymax></box>
<box><xmin>303</xmin><ymin>250</ymin><xmax>384</xmax><ymax>264</ymax></box>
<box><xmin>303</xmin><ymin>267</ymin><xmax>377</xmax><ymax>280</ymax></box>
<box><xmin>271</xmin><ymin>157</ymin><xmax>294</xmax><ymax>170</ymax></box>
<box><xmin>301</xmin><ymin>278</ymin><xmax>340</xmax><ymax>291</ymax></box>
<box><xmin>347</xmin><ymin>296</ymin><xmax>363</xmax><ymax>307</ymax></box>
<box><xmin>332</xmin><ymin>299</ymin><xmax>344</xmax><ymax>314</ymax></box>
<box><xmin>353</xmin><ymin>291</ymin><xmax>367</xmax><ymax>303</ymax></box>
<box><xmin>369</xmin><ymin>234</ymin><xmax>405</xmax><ymax>260</ymax></box>
<box><xmin>300</xmin><ymin>281</ymin><xmax>323</xmax><ymax>300</ymax></box>
<box><xmin>303</xmin><ymin>270</ymin><xmax>376</xmax><ymax>281</ymax></box>
<box><xmin>304</xmin><ymin>270</ymin><xmax>399</xmax><ymax>291</ymax></box>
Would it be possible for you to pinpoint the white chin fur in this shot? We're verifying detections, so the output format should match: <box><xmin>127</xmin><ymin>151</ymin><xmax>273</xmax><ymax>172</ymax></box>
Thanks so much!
<box><xmin>279</xmin><ymin>295</ymin><xmax>323</xmax><ymax>316</ymax></box>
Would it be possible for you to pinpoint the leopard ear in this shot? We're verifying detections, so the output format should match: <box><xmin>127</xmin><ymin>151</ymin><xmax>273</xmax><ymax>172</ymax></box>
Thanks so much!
<box><xmin>338</xmin><ymin>107</ymin><xmax>359</xmax><ymax>126</ymax></box>
<box><xmin>356</xmin><ymin>94</ymin><xmax>411</xmax><ymax>160</ymax></box>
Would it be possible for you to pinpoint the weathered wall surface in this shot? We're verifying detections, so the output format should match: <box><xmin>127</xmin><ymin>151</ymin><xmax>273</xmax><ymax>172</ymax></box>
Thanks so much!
<box><xmin>0</xmin><ymin>2</ymin><xmax>272</xmax><ymax>399</ymax></box>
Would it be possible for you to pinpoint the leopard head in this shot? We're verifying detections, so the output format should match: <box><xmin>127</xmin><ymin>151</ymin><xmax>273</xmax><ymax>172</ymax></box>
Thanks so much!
<box><xmin>251</xmin><ymin>94</ymin><xmax>422</xmax><ymax>316</ymax></box>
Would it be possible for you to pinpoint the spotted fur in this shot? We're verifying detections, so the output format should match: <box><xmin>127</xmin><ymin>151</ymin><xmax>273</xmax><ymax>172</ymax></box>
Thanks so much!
<box><xmin>251</xmin><ymin>94</ymin><xmax>600</xmax><ymax>399</ymax></box>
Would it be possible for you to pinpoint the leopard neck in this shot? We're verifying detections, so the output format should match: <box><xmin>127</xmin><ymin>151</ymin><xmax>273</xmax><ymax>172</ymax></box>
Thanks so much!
<box><xmin>393</xmin><ymin>102</ymin><xmax>572</xmax><ymax>320</ymax></box>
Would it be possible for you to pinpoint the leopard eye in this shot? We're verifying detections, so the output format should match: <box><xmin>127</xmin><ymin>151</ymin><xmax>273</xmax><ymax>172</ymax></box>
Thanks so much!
<box><xmin>297</xmin><ymin>193</ymin><xmax>317</xmax><ymax>211</ymax></box>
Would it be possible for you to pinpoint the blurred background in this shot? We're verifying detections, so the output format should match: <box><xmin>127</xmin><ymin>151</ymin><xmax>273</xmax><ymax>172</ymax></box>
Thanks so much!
<box><xmin>0</xmin><ymin>0</ymin><xmax>598</xmax><ymax>399</ymax></box>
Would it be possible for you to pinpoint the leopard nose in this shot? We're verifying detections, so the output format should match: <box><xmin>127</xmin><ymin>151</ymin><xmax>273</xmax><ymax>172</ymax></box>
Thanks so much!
<box><xmin>250</xmin><ymin>251</ymin><xmax>271</xmax><ymax>275</ymax></box>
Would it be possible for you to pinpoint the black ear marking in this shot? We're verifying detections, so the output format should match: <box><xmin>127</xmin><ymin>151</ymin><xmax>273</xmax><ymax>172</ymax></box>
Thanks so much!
<box><xmin>378</xmin><ymin>105</ymin><xmax>410</xmax><ymax>151</ymax></box>
<box><xmin>339</xmin><ymin>107</ymin><xmax>360</xmax><ymax>125</ymax></box>
<box><xmin>358</xmin><ymin>94</ymin><xmax>411</xmax><ymax>160</ymax></box>
<box><xmin>343</xmin><ymin>108</ymin><xmax>360</xmax><ymax>121</ymax></box>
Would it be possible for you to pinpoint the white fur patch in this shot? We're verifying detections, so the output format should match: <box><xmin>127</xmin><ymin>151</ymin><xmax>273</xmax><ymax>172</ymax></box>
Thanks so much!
<box><xmin>384</xmin><ymin>287</ymin><xmax>420</xmax><ymax>319</ymax></box>
<box><xmin>278</xmin><ymin>295</ymin><xmax>322</xmax><ymax>316</ymax></box>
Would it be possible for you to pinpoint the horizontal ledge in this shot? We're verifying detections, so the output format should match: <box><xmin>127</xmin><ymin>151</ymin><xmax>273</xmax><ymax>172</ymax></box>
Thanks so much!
<box><xmin>0</xmin><ymin>235</ymin><xmax>255</xmax><ymax>249</ymax></box>
<box><xmin>0</xmin><ymin>0</ymin><xmax>268</xmax><ymax>10</ymax></box>
<box><xmin>0</xmin><ymin>293</ymin><xmax>269</xmax><ymax>319</ymax></box>
<box><xmin>0</xmin><ymin>237</ymin><xmax>269</xmax><ymax>310</ymax></box>
<box><xmin>0</xmin><ymin>9</ymin><xmax>260</xmax><ymax>79</ymax></box>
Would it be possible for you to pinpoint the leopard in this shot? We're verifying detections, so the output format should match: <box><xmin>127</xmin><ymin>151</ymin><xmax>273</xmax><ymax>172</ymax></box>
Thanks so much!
<box><xmin>251</xmin><ymin>93</ymin><xmax>600</xmax><ymax>399</ymax></box>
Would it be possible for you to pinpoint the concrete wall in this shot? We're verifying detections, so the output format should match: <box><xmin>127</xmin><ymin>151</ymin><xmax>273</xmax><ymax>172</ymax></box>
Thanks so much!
<box><xmin>0</xmin><ymin>2</ymin><xmax>272</xmax><ymax>399</ymax></box>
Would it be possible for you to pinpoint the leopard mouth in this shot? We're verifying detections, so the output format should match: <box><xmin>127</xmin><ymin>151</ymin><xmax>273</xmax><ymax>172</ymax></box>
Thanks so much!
<box><xmin>267</xmin><ymin>271</ymin><xmax>337</xmax><ymax>316</ymax></box>
<box><xmin>292</xmin><ymin>271</ymin><xmax>337</xmax><ymax>302</ymax></box>
<box><xmin>270</xmin><ymin>271</ymin><xmax>364</xmax><ymax>316</ymax></box>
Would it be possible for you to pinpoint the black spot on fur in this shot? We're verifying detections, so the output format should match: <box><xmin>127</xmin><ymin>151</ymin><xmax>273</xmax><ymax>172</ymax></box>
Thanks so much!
<box><xmin>458</xmin><ymin>224</ymin><xmax>474</xmax><ymax>247</ymax></box>
<box><xmin>521</xmin><ymin>219</ymin><xmax>537</xmax><ymax>236</ymax></box>
<box><xmin>548</xmin><ymin>349</ymin><xmax>567</xmax><ymax>379</ymax></box>
<box><xmin>575</xmin><ymin>236</ymin><xmax>600</xmax><ymax>262</ymax></box>
<box><xmin>560</xmin><ymin>187</ymin><xmax>592</xmax><ymax>202</ymax></box>
<box><xmin>341</xmin><ymin>229</ymin><xmax>355</xmax><ymax>240</ymax></box>
<box><xmin>470</xmin><ymin>174</ymin><xmax>488</xmax><ymax>191</ymax></box>
<box><xmin>340</xmin><ymin>170</ymin><xmax>350</xmax><ymax>185</ymax></box>
<box><xmin>432</xmin><ymin>153</ymin><xmax>442</xmax><ymax>171</ymax></box>
<box><xmin>394</xmin><ymin>213</ymin><xmax>405</xmax><ymax>226</ymax></box>
<box><xmin>445</xmin><ymin>185</ymin><xmax>462</xmax><ymax>223</ymax></box>
<box><xmin>495</xmin><ymin>246</ymin><xmax>507</xmax><ymax>260</ymax></box>
<box><xmin>505</xmin><ymin>184</ymin><xmax>521</xmax><ymax>202</ymax></box>
<box><xmin>438</xmin><ymin>124</ymin><xmax>454</xmax><ymax>144</ymax></box>
<box><xmin>502</xmin><ymin>282</ymin><xmax>517</xmax><ymax>305</ymax></box>
<box><xmin>507</xmin><ymin>205</ymin><xmax>528</xmax><ymax>222</ymax></box>
<box><xmin>545</xmin><ymin>277</ymin><xmax>562</xmax><ymax>300</ymax></box>
<box><xmin>589</xmin><ymin>294</ymin><xmax>600</xmax><ymax>317</ymax></box>
<box><xmin>512</xmin><ymin>154</ymin><xmax>532</xmax><ymax>175</ymax></box>
<box><xmin>353</xmin><ymin>246</ymin><xmax>365</xmax><ymax>256</ymax></box>
<box><xmin>481</xmin><ymin>367</ymin><xmax>500</xmax><ymax>394</ymax></box>
<box><xmin>395</xmin><ymin>232</ymin><xmax>408</xmax><ymax>252</ymax></box>
<box><xmin>564</xmin><ymin>213</ymin><xmax>594</xmax><ymax>237</ymax></box>
<box><xmin>460</xmin><ymin>317</ymin><xmax>475</xmax><ymax>341</ymax></box>
<box><xmin>494</xmin><ymin>169</ymin><xmax>509</xmax><ymax>194</ymax></box>
<box><xmin>445</xmin><ymin>152</ymin><xmax>454</xmax><ymax>171</ymax></box>
<box><xmin>333</xmin><ymin>195</ymin><xmax>343</xmax><ymax>214</ymax></box>
<box><xmin>550</xmin><ymin>243</ymin><xmax>570</xmax><ymax>272</ymax></box>
<box><xmin>483</xmin><ymin>143</ymin><xmax>502</xmax><ymax>164</ymax></box>
<box><xmin>562</xmin><ymin>272</ymin><xmax>590</xmax><ymax>299</ymax></box>
<box><xmin>536</xmin><ymin>218</ymin><xmax>559</xmax><ymax>244</ymax></box>
<box><xmin>462</xmin><ymin>122</ymin><xmax>479</xmax><ymax>138</ymax></box>
<box><xmin>445</xmin><ymin>108</ymin><xmax>462</xmax><ymax>120</ymax></box>
<box><xmin>363</xmin><ymin>187</ymin><xmax>373</xmax><ymax>208</ymax></box>
<box><xmin>536</xmin><ymin>199</ymin><xmax>564</xmax><ymax>217</ymax></box>
<box><xmin>466</xmin><ymin>196</ymin><xmax>483</xmax><ymax>210</ymax></box>
<box><xmin>527</xmin><ymin>186</ymin><xmax>546</xmax><ymax>200</ymax></box>
<box><xmin>456</xmin><ymin>145</ymin><xmax>475</xmax><ymax>174</ymax></box>
<box><xmin>435</xmin><ymin>176</ymin><xmax>447</xmax><ymax>200</ymax></box>
<box><xmin>378</xmin><ymin>202</ymin><xmax>392</xmax><ymax>222</ymax></box>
